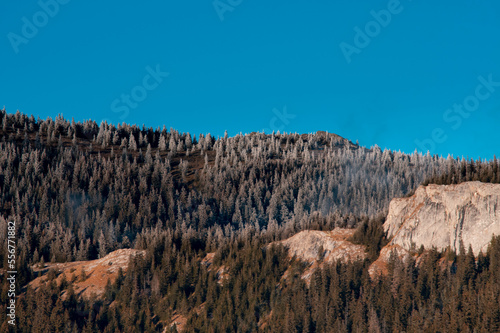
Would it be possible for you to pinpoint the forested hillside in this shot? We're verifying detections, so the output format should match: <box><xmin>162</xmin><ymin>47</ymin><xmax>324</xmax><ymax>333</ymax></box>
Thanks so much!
<box><xmin>0</xmin><ymin>109</ymin><xmax>456</xmax><ymax>267</ymax></box>
<box><xmin>1</xmin><ymin>109</ymin><xmax>500</xmax><ymax>332</ymax></box>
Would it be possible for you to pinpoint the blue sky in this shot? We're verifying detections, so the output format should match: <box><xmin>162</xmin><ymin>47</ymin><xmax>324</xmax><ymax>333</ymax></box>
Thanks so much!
<box><xmin>1</xmin><ymin>0</ymin><xmax>500</xmax><ymax>159</ymax></box>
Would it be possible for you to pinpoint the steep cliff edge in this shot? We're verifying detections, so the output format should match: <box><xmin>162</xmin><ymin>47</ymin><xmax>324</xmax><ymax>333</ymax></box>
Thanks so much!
<box><xmin>384</xmin><ymin>181</ymin><xmax>500</xmax><ymax>255</ymax></box>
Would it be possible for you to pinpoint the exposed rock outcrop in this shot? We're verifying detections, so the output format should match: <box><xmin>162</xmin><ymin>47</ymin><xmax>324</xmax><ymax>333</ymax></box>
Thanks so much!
<box><xmin>275</xmin><ymin>229</ymin><xmax>367</xmax><ymax>282</ymax></box>
<box><xmin>279</xmin><ymin>229</ymin><xmax>367</xmax><ymax>263</ymax></box>
<box><xmin>368</xmin><ymin>244</ymin><xmax>410</xmax><ymax>277</ymax></box>
<box><xmin>29</xmin><ymin>249</ymin><xmax>145</xmax><ymax>299</ymax></box>
<box><xmin>201</xmin><ymin>252</ymin><xmax>228</xmax><ymax>286</ymax></box>
<box><xmin>384</xmin><ymin>181</ymin><xmax>500</xmax><ymax>255</ymax></box>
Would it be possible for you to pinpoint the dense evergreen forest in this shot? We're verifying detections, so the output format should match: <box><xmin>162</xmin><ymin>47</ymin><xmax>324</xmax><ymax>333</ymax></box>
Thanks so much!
<box><xmin>1</xmin><ymin>109</ymin><xmax>500</xmax><ymax>332</ymax></box>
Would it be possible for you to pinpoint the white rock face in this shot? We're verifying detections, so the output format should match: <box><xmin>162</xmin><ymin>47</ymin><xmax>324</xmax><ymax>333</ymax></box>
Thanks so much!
<box><xmin>384</xmin><ymin>181</ymin><xmax>500</xmax><ymax>254</ymax></box>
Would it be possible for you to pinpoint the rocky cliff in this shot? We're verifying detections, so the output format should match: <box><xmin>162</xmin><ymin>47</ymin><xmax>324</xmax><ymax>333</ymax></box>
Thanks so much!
<box><xmin>384</xmin><ymin>181</ymin><xmax>500</xmax><ymax>255</ymax></box>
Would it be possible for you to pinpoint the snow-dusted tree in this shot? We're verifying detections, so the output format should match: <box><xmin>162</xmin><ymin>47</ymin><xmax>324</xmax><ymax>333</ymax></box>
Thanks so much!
<box><xmin>128</xmin><ymin>133</ymin><xmax>138</xmax><ymax>151</ymax></box>
<box><xmin>159</xmin><ymin>134</ymin><xmax>167</xmax><ymax>151</ymax></box>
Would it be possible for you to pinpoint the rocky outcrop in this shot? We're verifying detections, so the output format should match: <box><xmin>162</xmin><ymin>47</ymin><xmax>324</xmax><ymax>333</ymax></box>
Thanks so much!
<box><xmin>275</xmin><ymin>229</ymin><xmax>367</xmax><ymax>282</ymax></box>
<box><xmin>278</xmin><ymin>229</ymin><xmax>367</xmax><ymax>263</ymax></box>
<box><xmin>29</xmin><ymin>249</ymin><xmax>145</xmax><ymax>299</ymax></box>
<box><xmin>384</xmin><ymin>181</ymin><xmax>500</xmax><ymax>255</ymax></box>
<box><xmin>368</xmin><ymin>244</ymin><xmax>410</xmax><ymax>277</ymax></box>
<box><xmin>201</xmin><ymin>252</ymin><xmax>228</xmax><ymax>286</ymax></box>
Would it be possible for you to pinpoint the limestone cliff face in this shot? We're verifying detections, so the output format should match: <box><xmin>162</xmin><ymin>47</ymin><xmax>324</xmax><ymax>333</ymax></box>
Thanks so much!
<box><xmin>384</xmin><ymin>181</ymin><xmax>500</xmax><ymax>254</ymax></box>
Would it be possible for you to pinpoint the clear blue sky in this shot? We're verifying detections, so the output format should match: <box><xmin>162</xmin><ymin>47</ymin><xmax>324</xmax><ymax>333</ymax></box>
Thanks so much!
<box><xmin>1</xmin><ymin>1</ymin><xmax>500</xmax><ymax>159</ymax></box>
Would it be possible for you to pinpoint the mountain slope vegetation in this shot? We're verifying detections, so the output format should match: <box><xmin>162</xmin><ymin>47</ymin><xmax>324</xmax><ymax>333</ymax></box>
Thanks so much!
<box><xmin>1</xmin><ymin>109</ymin><xmax>500</xmax><ymax>332</ymax></box>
